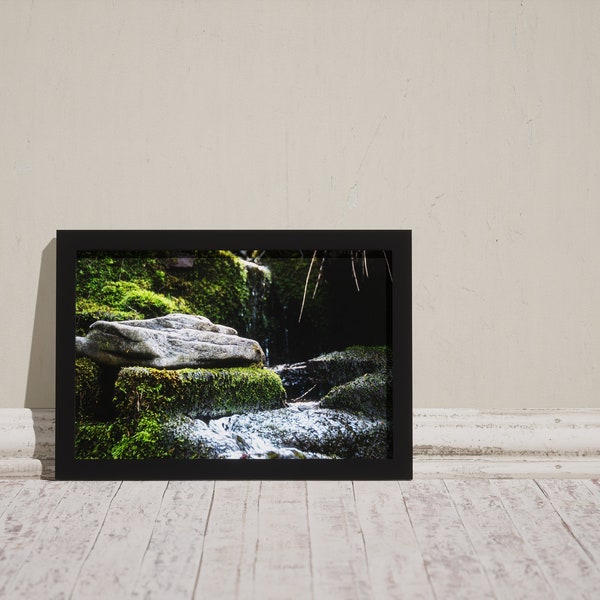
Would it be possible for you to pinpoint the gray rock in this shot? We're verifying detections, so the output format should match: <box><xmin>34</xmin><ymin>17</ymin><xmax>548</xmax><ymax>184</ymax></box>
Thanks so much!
<box><xmin>213</xmin><ymin>406</ymin><xmax>392</xmax><ymax>459</ymax></box>
<box><xmin>272</xmin><ymin>345</ymin><xmax>391</xmax><ymax>400</ymax></box>
<box><xmin>113</xmin><ymin>364</ymin><xmax>286</xmax><ymax>420</ymax></box>
<box><xmin>167</xmin><ymin>415</ymin><xmax>329</xmax><ymax>459</ymax></box>
<box><xmin>320</xmin><ymin>371</ymin><xmax>392</xmax><ymax>420</ymax></box>
<box><xmin>76</xmin><ymin>313</ymin><xmax>266</xmax><ymax>368</ymax></box>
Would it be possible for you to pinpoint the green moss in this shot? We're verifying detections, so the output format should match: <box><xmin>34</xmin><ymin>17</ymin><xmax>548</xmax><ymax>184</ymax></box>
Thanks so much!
<box><xmin>75</xmin><ymin>249</ymin><xmax>271</xmax><ymax>342</ymax></box>
<box><xmin>76</xmin><ymin>279</ymin><xmax>192</xmax><ymax>334</ymax></box>
<box><xmin>75</xmin><ymin>358</ymin><xmax>102</xmax><ymax>419</ymax></box>
<box><xmin>76</xmin><ymin>299</ymin><xmax>141</xmax><ymax>334</ymax></box>
<box><xmin>76</xmin><ymin>414</ymin><xmax>211</xmax><ymax>460</ymax></box>
<box><xmin>76</xmin><ymin>252</ymin><xmax>167</xmax><ymax>300</ymax></box>
<box><xmin>320</xmin><ymin>371</ymin><xmax>392</xmax><ymax>420</ymax></box>
<box><xmin>75</xmin><ymin>421</ymin><xmax>123</xmax><ymax>459</ymax></box>
<box><xmin>161</xmin><ymin>250</ymin><xmax>254</xmax><ymax>334</ymax></box>
<box><xmin>113</xmin><ymin>365</ymin><xmax>286</xmax><ymax>421</ymax></box>
<box><xmin>100</xmin><ymin>280</ymin><xmax>190</xmax><ymax>317</ymax></box>
<box><xmin>110</xmin><ymin>414</ymin><xmax>174</xmax><ymax>459</ymax></box>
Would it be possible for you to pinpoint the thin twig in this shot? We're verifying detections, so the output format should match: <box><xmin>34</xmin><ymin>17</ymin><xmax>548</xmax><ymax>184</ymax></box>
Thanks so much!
<box><xmin>363</xmin><ymin>250</ymin><xmax>369</xmax><ymax>278</ymax></box>
<box><xmin>298</xmin><ymin>250</ymin><xmax>317</xmax><ymax>322</ymax></box>
<box><xmin>312</xmin><ymin>256</ymin><xmax>326</xmax><ymax>299</ymax></box>
<box><xmin>290</xmin><ymin>384</ymin><xmax>318</xmax><ymax>402</ymax></box>
<box><xmin>383</xmin><ymin>250</ymin><xmax>393</xmax><ymax>282</ymax></box>
<box><xmin>351</xmin><ymin>251</ymin><xmax>360</xmax><ymax>291</ymax></box>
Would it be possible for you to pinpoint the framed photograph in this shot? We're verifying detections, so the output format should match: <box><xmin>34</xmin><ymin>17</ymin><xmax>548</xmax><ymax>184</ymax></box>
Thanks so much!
<box><xmin>55</xmin><ymin>230</ymin><xmax>412</xmax><ymax>480</ymax></box>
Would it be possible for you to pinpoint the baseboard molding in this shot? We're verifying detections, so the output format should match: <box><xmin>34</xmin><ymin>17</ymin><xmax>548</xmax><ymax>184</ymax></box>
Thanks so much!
<box><xmin>0</xmin><ymin>409</ymin><xmax>55</xmax><ymax>479</ymax></box>
<box><xmin>412</xmin><ymin>408</ymin><xmax>600</xmax><ymax>478</ymax></box>
<box><xmin>1</xmin><ymin>408</ymin><xmax>599</xmax><ymax>479</ymax></box>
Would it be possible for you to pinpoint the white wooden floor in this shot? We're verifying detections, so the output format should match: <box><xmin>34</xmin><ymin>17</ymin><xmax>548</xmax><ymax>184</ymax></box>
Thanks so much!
<box><xmin>0</xmin><ymin>479</ymin><xmax>599</xmax><ymax>599</ymax></box>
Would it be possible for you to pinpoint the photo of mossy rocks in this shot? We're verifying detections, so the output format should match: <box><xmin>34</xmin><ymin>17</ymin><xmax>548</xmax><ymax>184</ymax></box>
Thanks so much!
<box><xmin>75</xmin><ymin>249</ymin><xmax>393</xmax><ymax>460</ymax></box>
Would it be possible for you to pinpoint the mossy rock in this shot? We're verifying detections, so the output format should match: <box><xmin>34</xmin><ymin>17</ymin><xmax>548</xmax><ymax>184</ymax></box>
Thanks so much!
<box><xmin>307</xmin><ymin>345</ymin><xmax>391</xmax><ymax>387</ymax></box>
<box><xmin>74</xmin><ymin>413</ymin><xmax>216</xmax><ymax>461</ymax></box>
<box><xmin>76</xmin><ymin>282</ymin><xmax>192</xmax><ymax>334</ymax></box>
<box><xmin>110</xmin><ymin>414</ymin><xmax>214</xmax><ymax>460</ymax></box>
<box><xmin>320</xmin><ymin>371</ymin><xmax>392</xmax><ymax>420</ymax></box>
<box><xmin>113</xmin><ymin>365</ymin><xmax>287</xmax><ymax>421</ymax></box>
<box><xmin>75</xmin><ymin>358</ymin><xmax>102</xmax><ymax>419</ymax></box>
<box><xmin>276</xmin><ymin>345</ymin><xmax>392</xmax><ymax>399</ymax></box>
<box><xmin>223</xmin><ymin>407</ymin><xmax>392</xmax><ymax>459</ymax></box>
<box><xmin>76</xmin><ymin>252</ymin><xmax>177</xmax><ymax>334</ymax></box>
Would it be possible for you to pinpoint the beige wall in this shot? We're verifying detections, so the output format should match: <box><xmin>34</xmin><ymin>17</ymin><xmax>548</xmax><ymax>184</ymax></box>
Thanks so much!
<box><xmin>1</xmin><ymin>0</ymin><xmax>598</xmax><ymax>409</ymax></box>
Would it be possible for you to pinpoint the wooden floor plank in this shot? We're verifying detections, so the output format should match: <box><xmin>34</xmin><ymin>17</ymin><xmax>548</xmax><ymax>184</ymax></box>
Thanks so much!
<box><xmin>583</xmin><ymin>478</ymin><xmax>600</xmax><ymax>501</ymax></box>
<box><xmin>193</xmin><ymin>481</ymin><xmax>260</xmax><ymax>600</ymax></box>
<box><xmin>352</xmin><ymin>480</ymin><xmax>434</xmax><ymax>599</ymax></box>
<box><xmin>399</xmin><ymin>480</ymin><xmax>495</xmax><ymax>599</ymax></box>
<box><xmin>445</xmin><ymin>479</ymin><xmax>556</xmax><ymax>599</ymax></box>
<box><xmin>0</xmin><ymin>480</ymin><xmax>71</xmax><ymax>597</ymax></box>
<box><xmin>6</xmin><ymin>481</ymin><xmax>121</xmax><ymax>599</ymax></box>
<box><xmin>0</xmin><ymin>481</ymin><xmax>25</xmax><ymax>518</ymax></box>
<box><xmin>132</xmin><ymin>480</ymin><xmax>214</xmax><ymax>600</ymax></box>
<box><xmin>1</xmin><ymin>478</ymin><xmax>600</xmax><ymax>599</ymax></box>
<box><xmin>536</xmin><ymin>480</ymin><xmax>600</xmax><ymax>568</ymax></box>
<box><xmin>252</xmin><ymin>481</ymin><xmax>312</xmax><ymax>600</ymax></box>
<box><xmin>493</xmin><ymin>479</ymin><xmax>600</xmax><ymax>599</ymax></box>
<box><xmin>306</xmin><ymin>480</ymin><xmax>372</xmax><ymax>600</ymax></box>
<box><xmin>70</xmin><ymin>480</ymin><xmax>169</xmax><ymax>599</ymax></box>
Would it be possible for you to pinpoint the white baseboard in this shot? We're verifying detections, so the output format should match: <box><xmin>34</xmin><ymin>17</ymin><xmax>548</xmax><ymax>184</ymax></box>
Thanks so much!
<box><xmin>412</xmin><ymin>408</ymin><xmax>600</xmax><ymax>478</ymax></box>
<box><xmin>0</xmin><ymin>409</ymin><xmax>55</xmax><ymax>479</ymax></box>
<box><xmin>1</xmin><ymin>408</ymin><xmax>599</xmax><ymax>479</ymax></box>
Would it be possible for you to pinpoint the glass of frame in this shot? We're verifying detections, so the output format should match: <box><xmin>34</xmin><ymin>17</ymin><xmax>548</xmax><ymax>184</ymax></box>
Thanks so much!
<box><xmin>55</xmin><ymin>230</ymin><xmax>412</xmax><ymax>480</ymax></box>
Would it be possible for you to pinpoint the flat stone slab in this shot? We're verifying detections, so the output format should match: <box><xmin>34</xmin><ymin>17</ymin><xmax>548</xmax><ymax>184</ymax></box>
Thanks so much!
<box><xmin>76</xmin><ymin>313</ymin><xmax>265</xmax><ymax>368</ymax></box>
<box><xmin>113</xmin><ymin>365</ymin><xmax>286</xmax><ymax>420</ymax></box>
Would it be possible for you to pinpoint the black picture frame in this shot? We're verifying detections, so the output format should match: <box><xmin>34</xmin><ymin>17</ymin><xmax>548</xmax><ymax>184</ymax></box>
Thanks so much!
<box><xmin>56</xmin><ymin>230</ymin><xmax>412</xmax><ymax>480</ymax></box>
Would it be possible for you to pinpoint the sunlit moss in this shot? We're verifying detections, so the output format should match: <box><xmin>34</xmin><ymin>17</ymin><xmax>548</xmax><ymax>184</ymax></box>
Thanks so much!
<box><xmin>113</xmin><ymin>365</ymin><xmax>287</xmax><ymax>421</ymax></box>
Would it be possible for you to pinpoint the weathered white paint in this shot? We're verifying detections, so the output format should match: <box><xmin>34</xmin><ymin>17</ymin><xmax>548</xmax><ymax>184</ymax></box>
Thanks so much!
<box><xmin>306</xmin><ymin>481</ymin><xmax>373</xmax><ymax>599</ymax></box>
<box><xmin>193</xmin><ymin>481</ymin><xmax>260</xmax><ymax>599</ymax></box>
<box><xmin>0</xmin><ymin>481</ymin><xmax>71</xmax><ymax>597</ymax></box>
<box><xmin>0</xmin><ymin>409</ymin><xmax>54</xmax><ymax>460</ymax></box>
<box><xmin>493</xmin><ymin>479</ymin><xmax>598</xmax><ymax>598</ymax></box>
<box><xmin>252</xmin><ymin>481</ymin><xmax>313</xmax><ymax>599</ymax></box>
<box><xmin>0</xmin><ymin>480</ymin><xmax>24</xmax><ymax>517</ymax></box>
<box><xmin>398</xmin><ymin>480</ymin><xmax>495</xmax><ymax>599</ymax></box>
<box><xmin>414</xmin><ymin>408</ymin><xmax>600</xmax><ymax>457</ymax></box>
<box><xmin>70</xmin><ymin>481</ymin><xmax>168</xmax><ymax>599</ymax></box>
<box><xmin>1</xmin><ymin>479</ymin><xmax>600</xmax><ymax>598</ymax></box>
<box><xmin>2</xmin><ymin>1</ymin><xmax>600</xmax><ymax>412</ymax></box>
<box><xmin>0</xmin><ymin>409</ymin><xmax>54</xmax><ymax>479</ymax></box>
<box><xmin>445</xmin><ymin>479</ymin><xmax>554</xmax><ymax>598</ymax></box>
<box><xmin>413</xmin><ymin>457</ymin><xmax>600</xmax><ymax>480</ymax></box>
<box><xmin>352</xmin><ymin>480</ymin><xmax>433</xmax><ymax>599</ymax></box>
<box><xmin>133</xmin><ymin>481</ymin><xmax>214</xmax><ymax>599</ymax></box>
<box><xmin>7</xmin><ymin>481</ymin><xmax>121</xmax><ymax>599</ymax></box>
<box><xmin>535</xmin><ymin>480</ymin><xmax>600</xmax><ymax>568</ymax></box>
